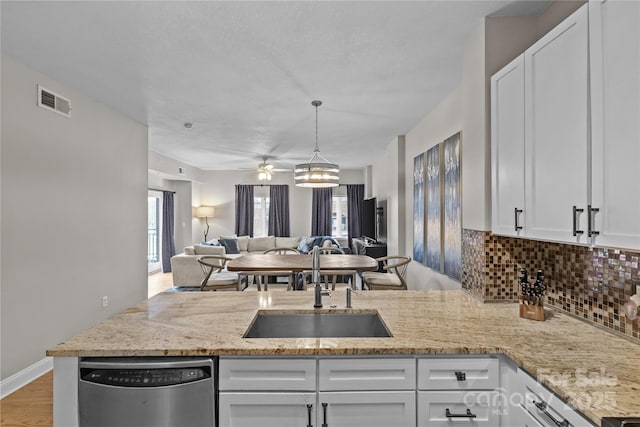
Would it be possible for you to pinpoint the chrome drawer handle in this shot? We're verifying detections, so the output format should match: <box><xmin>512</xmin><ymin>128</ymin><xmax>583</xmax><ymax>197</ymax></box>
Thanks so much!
<box><xmin>454</xmin><ymin>371</ymin><xmax>466</xmax><ymax>381</ymax></box>
<box><xmin>533</xmin><ymin>400</ymin><xmax>570</xmax><ymax>427</ymax></box>
<box><xmin>446</xmin><ymin>408</ymin><xmax>476</xmax><ymax>418</ymax></box>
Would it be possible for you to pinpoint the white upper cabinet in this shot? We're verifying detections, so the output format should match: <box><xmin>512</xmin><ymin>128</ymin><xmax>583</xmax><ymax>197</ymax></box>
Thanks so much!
<box><xmin>491</xmin><ymin>55</ymin><xmax>526</xmax><ymax>237</ymax></box>
<box><xmin>524</xmin><ymin>5</ymin><xmax>589</xmax><ymax>243</ymax></box>
<box><xmin>589</xmin><ymin>0</ymin><xmax>640</xmax><ymax>250</ymax></box>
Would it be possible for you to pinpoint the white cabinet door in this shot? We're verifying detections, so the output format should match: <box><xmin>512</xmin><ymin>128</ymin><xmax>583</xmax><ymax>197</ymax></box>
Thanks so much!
<box><xmin>318</xmin><ymin>391</ymin><xmax>416</xmax><ymax>427</ymax></box>
<box><xmin>492</xmin><ymin>55</ymin><xmax>526</xmax><ymax>237</ymax></box>
<box><xmin>518</xmin><ymin>369</ymin><xmax>597</xmax><ymax>427</ymax></box>
<box><xmin>218</xmin><ymin>392</ymin><xmax>315</xmax><ymax>427</ymax></box>
<box><xmin>524</xmin><ymin>5</ymin><xmax>589</xmax><ymax>244</ymax></box>
<box><xmin>589</xmin><ymin>0</ymin><xmax>640</xmax><ymax>250</ymax></box>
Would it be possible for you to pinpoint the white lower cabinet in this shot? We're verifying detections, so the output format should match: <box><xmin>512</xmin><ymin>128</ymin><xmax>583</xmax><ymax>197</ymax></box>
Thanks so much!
<box><xmin>510</xmin><ymin>403</ymin><xmax>545</xmax><ymax>427</ymax></box>
<box><xmin>417</xmin><ymin>391</ymin><xmax>500</xmax><ymax>426</ymax></box>
<box><xmin>318</xmin><ymin>391</ymin><xmax>416</xmax><ymax>427</ymax></box>
<box><xmin>518</xmin><ymin>369</ymin><xmax>596</xmax><ymax>427</ymax></box>
<box><xmin>218</xmin><ymin>356</ymin><xmax>597</xmax><ymax>427</ymax></box>
<box><xmin>218</xmin><ymin>392</ymin><xmax>316</xmax><ymax>427</ymax></box>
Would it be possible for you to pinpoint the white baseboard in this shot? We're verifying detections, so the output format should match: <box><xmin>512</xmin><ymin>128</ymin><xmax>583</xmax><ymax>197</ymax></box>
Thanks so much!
<box><xmin>0</xmin><ymin>357</ymin><xmax>53</xmax><ymax>399</ymax></box>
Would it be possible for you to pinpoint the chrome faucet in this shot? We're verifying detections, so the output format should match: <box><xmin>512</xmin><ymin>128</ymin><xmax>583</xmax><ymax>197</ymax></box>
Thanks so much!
<box><xmin>312</xmin><ymin>246</ymin><xmax>324</xmax><ymax>308</ymax></box>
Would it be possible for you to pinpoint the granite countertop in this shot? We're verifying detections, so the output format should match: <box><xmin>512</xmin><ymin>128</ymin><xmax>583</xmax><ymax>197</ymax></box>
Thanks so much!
<box><xmin>47</xmin><ymin>290</ymin><xmax>639</xmax><ymax>424</ymax></box>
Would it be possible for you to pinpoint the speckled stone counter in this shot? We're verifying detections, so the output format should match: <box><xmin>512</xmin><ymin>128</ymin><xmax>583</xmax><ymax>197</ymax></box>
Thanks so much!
<box><xmin>47</xmin><ymin>290</ymin><xmax>639</xmax><ymax>424</ymax></box>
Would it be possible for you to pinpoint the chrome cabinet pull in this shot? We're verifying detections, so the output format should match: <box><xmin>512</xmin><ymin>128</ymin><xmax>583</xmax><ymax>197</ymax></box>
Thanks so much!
<box><xmin>306</xmin><ymin>404</ymin><xmax>313</xmax><ymax>427</ymax></box>
<box><xmin>321</xmin><ymin>403</ymin><xmax>328</xmax><ymax>427</ymax></box>
<box><xmin>454</xmin><ymin>371</ymin><xmax>466</xmax><ymax>381</ymax></box>
<box><xmin>515</xmin><ymin>208</ymin><xmax>523</xmax><ymax>231</ymax></box>
<box><xmin>445</xmin><ymin>408</ymin><xmax>477</xmax><ymax>418</ymax></box>
<box><xmin>572</xmin><ymin>206</ymin><xmax>584</xmax><ymax>236</ymax></box>
<box><xmin>588</xmin><ymin>205</ymin><xmax>600</xmax><ymax>237</ymax></box>
<box><xmin>533</xmin><ymin>400</ymin><xmax>570</xmax><ymax>427</ymax></box>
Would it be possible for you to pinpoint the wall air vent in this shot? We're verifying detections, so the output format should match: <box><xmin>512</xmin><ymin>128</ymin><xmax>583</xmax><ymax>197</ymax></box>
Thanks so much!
<box><xmin>37</xmin><ymin>85</ymin><xmax>71</xmax><ymax>117</ymax></box>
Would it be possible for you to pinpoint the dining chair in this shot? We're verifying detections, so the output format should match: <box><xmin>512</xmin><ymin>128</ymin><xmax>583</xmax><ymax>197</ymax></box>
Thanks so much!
<box><xmin>196</xmin><ymin>255</ymin><xmax>242</xmax><ymax>291</ymax></box>
<box><xmin>362</xmin><ymin>256</ymin><xmax>411</xmax><ymax>290</ymax></box>
<box><xmin>255</xmin><ymin>247</ymin><xmax>301</xmax><ymax>290</ymax></box>
<box><xmin>302</xmin><ymin>246</ymin><xmax>354</xmax><ymax>290</ymax></box>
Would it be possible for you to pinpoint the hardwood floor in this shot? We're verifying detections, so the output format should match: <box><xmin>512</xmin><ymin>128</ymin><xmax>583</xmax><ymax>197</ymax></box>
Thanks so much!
<box><xmin>0</xmin><ymin>272</ymin><xmax>174</xmax><ymax>427</ymax></box>
<box><xmin>148</xmin><ymin>271</ymin><xmax>174</xmax><ymax>297</ymax></box>
<box><xmin>0</xmin><ymin>371</ymin><xmax>52</xmax><ymax>427</ymax></box>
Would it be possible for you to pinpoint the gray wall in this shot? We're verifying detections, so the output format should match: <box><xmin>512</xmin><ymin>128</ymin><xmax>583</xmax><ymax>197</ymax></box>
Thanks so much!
<box><xmin>1</xmin><ymin>55</ymin><xmax>148</xmax><ymax>380</ymax></box>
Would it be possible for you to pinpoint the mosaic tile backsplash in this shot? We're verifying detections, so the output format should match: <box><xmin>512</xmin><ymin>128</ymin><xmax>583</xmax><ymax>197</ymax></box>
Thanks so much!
<box><xmin>461</xmin><ymin>229</ymin><xmax>640</xmax><ymax>342</ymax></box>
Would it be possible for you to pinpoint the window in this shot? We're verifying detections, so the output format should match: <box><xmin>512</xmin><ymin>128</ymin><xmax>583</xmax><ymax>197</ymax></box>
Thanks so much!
<box><xmin>331</xmin><ymin>196</ymin><xmax>348</xmax><ymax>238</ymax></box>
<box><xmin>147</xmin><ymin>191</ymin><xmax>162</xmax><ymax>274</ymax></box>
<box><xmin>253</xmin><ymin>195</ymin><xmax>270</xmax><ymax>237</ymax></box>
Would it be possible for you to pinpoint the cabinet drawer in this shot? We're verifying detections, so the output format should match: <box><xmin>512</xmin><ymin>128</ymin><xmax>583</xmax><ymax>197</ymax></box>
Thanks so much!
<box><xmin>518</xmin><ymin>369</ymin><xmax>596</xmax><ymax>427</ymax></box>
<box><xmin>319</xmin><ymin>358</ymin><xmax>415</xmax><ymax>391</ymax></box>
<box><xmin>219</xmin><ymin>392</ymin><xmax>315</xmax><ymax>427</ymax></box>
<box><xmin>219</xmin><ymin>358</ymin><xmax>316</xmax><ymax>391</ymax></box>
<box><xmin>417</xmin><ymin>391</ymin><xmax>500</xmax><ymax>427</ymax></box>
<box><xmin>418</xmin><ymin>357</ymin><xmax>499</xmax><ymax>390</ymax></box>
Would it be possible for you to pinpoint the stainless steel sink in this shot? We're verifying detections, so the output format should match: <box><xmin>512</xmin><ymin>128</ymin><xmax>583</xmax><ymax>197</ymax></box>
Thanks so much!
<box><xmin>243</xmin><ymin>310</ymin><xmax>392</xmax><ymax>338</ymax></box>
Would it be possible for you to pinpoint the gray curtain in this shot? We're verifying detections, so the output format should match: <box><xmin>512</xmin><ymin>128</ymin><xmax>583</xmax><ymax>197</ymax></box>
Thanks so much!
<box><xmin>268</xmin><ymin>185</ymin><xmax>290</xmax><ymax>237</ymax></box>
<box><xmin>311</xmin><ymin>187</ymin><xmax>333</xmax><ymax>236</ymax></box>
<box><xmin>235</xmin><ymin>184</ymin><xmax>254</xmax><ymax>237</ymax></box>
<box><xmin>161</xmin><ymin>191</ymin><xmax>176</xmax><ymax>273</ymax></box>
<box><xmin>347</xmin><ymin>184</ymin><xmax>365</xmax><ymax>246</ymax></box>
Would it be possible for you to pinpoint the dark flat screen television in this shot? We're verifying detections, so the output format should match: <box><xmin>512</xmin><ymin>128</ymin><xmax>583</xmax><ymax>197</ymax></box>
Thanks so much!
<box><xmin>361</xmin><ymin>197</ymin><xmax>377</xmax><ymax>242</ymax></box>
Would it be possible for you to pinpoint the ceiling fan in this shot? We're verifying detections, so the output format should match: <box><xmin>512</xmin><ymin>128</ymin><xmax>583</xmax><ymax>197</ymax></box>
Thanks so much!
<box><xmin>257</xmin><ymin>157</ymin><xmax>275</xmax><ymax>181</ymax></box>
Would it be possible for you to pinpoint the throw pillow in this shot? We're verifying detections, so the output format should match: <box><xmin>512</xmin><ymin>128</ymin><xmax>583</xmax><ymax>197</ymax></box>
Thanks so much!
<box><xmin>219</xmin><ymin>238</ymin><xmax>240</xmax><ymax>254</ymax></box>
<box><xmin>248</xmin><ymin>236</ymin><xmax>275</xmax><ymax>252</ymax></box>
<box><xmin>237</xmin><ymin>235</ymin><xmax>250</xmax><ymax>252</ymax></box>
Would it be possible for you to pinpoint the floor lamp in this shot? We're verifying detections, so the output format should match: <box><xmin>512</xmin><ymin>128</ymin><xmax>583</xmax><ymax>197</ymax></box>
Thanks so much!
<box><xmin>196</xmin><ymin>206</ymin><xmax>215</xmax><ymax>242</ymax></box>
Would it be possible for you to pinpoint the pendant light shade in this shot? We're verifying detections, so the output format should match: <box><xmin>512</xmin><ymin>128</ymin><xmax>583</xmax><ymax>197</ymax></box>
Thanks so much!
<box><xmin>294</xmin><ymin>100</ymin><xmax>340</xmax><ymax>188</ymax></box>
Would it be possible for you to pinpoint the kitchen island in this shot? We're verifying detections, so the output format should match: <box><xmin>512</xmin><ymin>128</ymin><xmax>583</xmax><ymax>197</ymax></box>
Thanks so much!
<box><xmin>48</xmin><ymin>290</ymin><xmax>639</xmax><ymax>425</ymax></box>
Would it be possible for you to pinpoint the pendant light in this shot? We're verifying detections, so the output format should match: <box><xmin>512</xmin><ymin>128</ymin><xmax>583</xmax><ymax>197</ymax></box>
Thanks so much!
<box><xmin>294</xmin><ymin>100</ymin><xmax>340</xmax><ymax>187</ymax></box>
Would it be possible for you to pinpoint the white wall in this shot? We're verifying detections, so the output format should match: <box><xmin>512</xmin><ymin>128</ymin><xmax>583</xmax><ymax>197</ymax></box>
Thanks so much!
<box><xmin>372</xmin><ymin>135</ymin><xmax>405</xmax><ymax>257</ymax></box>
<box><xmin>0</xmin><ymin>55</ymin><xmax>148</xmax><ymax>380</ymax></box>
<box><xmin>149</xmin><ymin>152</ymin><xmax>365</xmax><ymax>247</ymax></box>
<box><xmin>195</xmin><ymin>169</ymin><xmax>365</xmax><ymax>241</ymax></box>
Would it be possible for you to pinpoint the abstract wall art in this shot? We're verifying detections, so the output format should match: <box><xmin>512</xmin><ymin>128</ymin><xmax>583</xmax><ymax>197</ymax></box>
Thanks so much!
<box><xmin>425</xmin><ymin>144</ymin><xmax>442</xmax><ymax>270</ymax></box>
<box><xmin>413</xmin><ymin>152</ymin><xmax>425</xmax><ymax>264</ymax></box>
<box><xmin>443</xmin><ymin>132</ymin><xmax>461</xmax><ymax>281</ymax></box>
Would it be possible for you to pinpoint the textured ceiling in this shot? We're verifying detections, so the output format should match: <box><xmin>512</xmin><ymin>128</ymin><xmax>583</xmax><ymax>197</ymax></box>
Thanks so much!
<box><xmin>1</xmin><ymin>1</ymin><xmax>549</xmax><ymax>171</ymax></box>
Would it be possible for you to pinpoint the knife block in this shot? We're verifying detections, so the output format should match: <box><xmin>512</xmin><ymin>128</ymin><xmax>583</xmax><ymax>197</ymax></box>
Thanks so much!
<box><xmin>519</xmin><ymin>298</ymin><xmax>545</xmax><ymax>321</ymax></box>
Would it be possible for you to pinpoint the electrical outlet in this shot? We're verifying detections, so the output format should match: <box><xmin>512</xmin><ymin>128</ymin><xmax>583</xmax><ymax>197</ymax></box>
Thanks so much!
<box><xmin>102</xmin><ymin>296</ymin><xmax>108</xmax><ymax>308</ymax></box>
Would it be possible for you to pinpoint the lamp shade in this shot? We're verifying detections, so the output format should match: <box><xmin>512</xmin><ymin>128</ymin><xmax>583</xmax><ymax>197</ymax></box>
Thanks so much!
<box><xmin>196</xmin><ymin>206</ymin><xmax>214</xmax><ymax>218</ymax></box>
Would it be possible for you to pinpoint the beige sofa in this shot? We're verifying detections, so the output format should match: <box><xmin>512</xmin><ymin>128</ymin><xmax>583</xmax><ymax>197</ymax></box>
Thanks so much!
<box><xmin>170</xmin><ymin>236</ymin><xmax>301</xmax><ymax>287</ymax></box>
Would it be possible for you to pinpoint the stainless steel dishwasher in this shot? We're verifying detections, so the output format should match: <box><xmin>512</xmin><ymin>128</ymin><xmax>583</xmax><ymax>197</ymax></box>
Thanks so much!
<box><xmin>78</xmin><ymin>357</ymin><xmax>216</xmax><ymax>427</ymax></box>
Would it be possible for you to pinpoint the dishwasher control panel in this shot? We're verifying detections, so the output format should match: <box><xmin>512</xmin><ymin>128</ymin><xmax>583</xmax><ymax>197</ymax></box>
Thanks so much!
<box><xmin>80</xmin><ymin>366</ymin><xmax>211</xmax><ymax>387</ymax></box>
